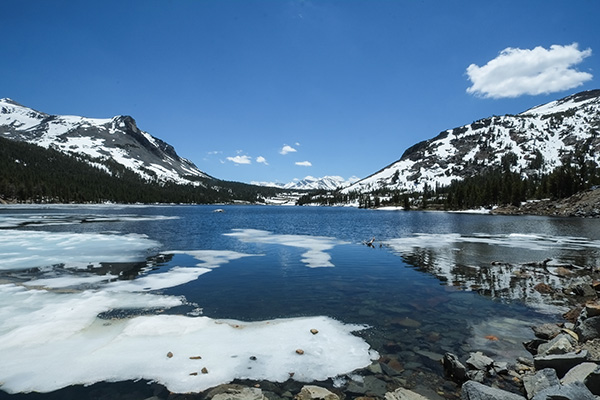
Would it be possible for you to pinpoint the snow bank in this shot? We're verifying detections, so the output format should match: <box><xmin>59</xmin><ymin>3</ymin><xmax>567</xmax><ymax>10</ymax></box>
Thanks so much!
<box><xmin>0</xmin><ymin>229</ymin><xmax>376</xmax><ymax>394</ymax></box>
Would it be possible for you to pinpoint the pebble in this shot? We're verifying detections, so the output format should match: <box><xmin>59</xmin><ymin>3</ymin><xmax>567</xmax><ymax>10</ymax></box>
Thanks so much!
<box><xmin>166</xmin><ymin>351</ymin><xmax>173</xmax><ymax>358</ymax></box>
<box><xmin>296</xmin><ymin>349</ymin><xmax>305</xmax><ymax>355</ymax></box>
<box><xmin>310</xmin><ymin>329</ymin><xmax>319</xmax><ymax>335</ymax></box>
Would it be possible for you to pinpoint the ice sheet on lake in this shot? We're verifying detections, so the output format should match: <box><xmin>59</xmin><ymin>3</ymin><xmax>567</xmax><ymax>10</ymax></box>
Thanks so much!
<box><xmin>224</xmin><ymin>229</ymin><xmax>346</xmax><ymax>268</ymax></box>
<box><xmin>0</xmin><ymin>230</ymin><xmax>161</xmax><ymax>270</ymax></box>
<box><xmin>0</xmin><ymin>212</ymin><xmax>179</xmax><ymax>228</ymax></box>
<box><xmin>0</xmin><ymin>230</ymin><xmax>376</xmax><ymax>394</ymax></box>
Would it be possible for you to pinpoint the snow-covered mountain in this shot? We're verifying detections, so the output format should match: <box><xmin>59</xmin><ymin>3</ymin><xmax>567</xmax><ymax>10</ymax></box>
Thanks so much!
<box><xmin>343</xmin><ymin>90</ymin><xmax>600</xmax><ymax>194</ymax></box>
<box><xmin>253</xmin><ymin>175</ymin><xmax>358</xmax><ymax>191</ymax></box>
<box><xmin>0</xmin><ymin>98</ymin><xmax>210</xmax><ymax>185</ymax></box>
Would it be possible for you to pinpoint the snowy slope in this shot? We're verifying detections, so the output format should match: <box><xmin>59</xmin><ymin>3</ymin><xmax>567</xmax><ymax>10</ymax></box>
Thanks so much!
<box><xmin>343</xmin><ymin>90</ymin><xmax>600</xmax><ymax>194</ymax></box>
<box><xmin>0</xmin><ymin>98</ymin><xmax>210</xmax><ymax>185</ymax></box>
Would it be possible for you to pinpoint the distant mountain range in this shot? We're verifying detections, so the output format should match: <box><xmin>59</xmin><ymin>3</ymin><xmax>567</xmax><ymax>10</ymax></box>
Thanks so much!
<box><xmin>342</xmin><ymin>89</ymin><xmax>600</xmax><ymax>195</ymax></box>
<box><xmin>2</xmin><ymin>90</ymin><xmax>600</xmax><ymax>204</ymax></box>
<box><xmin>253</xmin><ymin>175</ymin><xmax>359</xmax><ymax>191</ymax></box>
<box><xmin>0</xmin><ymin>98</ymin><xmax>210</xmax><ymax>186</ymax></box>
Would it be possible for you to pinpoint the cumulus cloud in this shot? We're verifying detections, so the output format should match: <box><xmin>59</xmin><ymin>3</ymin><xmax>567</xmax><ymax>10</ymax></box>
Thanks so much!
<box><xmin>280</xmin><ymin>145</ymin><xmax>297</xmax><ymax>155</ymax></box>
<box><xmin>226</xmin><ymin>155</ymin><xmax>252</xmax><ymax>165</ymax></box>
<box><xmin>295</xmin><ymin>161</ymin><xmax>312</xmax><ymax>167</ymax></box>
<box><xmin>466</xmin><ymin>43</ymin><xmax>592</xmax><ymax>98</ymax></box>
<box><xmin>256</xmin><ymin>156</ymin><xmax>268</xmax><ymax>165</ymax></box>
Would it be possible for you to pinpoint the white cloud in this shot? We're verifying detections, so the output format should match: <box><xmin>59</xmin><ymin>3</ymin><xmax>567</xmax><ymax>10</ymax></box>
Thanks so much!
<box><xmin>280</xmin><ymin>145</ymin><xmax>297</xmax><ymax>155</ymax></box>
<box><xmin>296</xmin><ymin>161</ymin><xmax>312</xmax><ymax>167</ymax></box>
<box><xmin>466</xmin><ymin>43</ymin><xmax>592</xmax><ymax>99</ymax></box>
<box><xmin>226</xmin><ymin>155</ymin><xmax>252</xmax><ymax>165</ymax></box>
<box><xmin>256</xmin><ymin>156</ymin><xmax>268</xmax><ymax>165</ymax></box>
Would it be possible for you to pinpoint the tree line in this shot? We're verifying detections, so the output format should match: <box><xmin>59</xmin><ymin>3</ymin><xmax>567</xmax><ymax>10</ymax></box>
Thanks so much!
<box><xmin>0</xmin><ymin>137</ymin><xmax>280</xmax><ymax>204</ymax></box>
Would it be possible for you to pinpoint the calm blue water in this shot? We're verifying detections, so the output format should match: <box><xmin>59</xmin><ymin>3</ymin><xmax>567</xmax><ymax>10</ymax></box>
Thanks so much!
<box><xmin>2</xmin><ymin>205</ymin><xmax>600</xmax><ymax>399</ymax></box>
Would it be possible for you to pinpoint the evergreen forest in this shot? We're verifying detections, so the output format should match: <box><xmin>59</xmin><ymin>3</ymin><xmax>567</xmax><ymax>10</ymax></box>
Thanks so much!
<box><xmin>0</xmin><ymin>137</ymin><xmax>281</xmax><ymax>204</ymax></box>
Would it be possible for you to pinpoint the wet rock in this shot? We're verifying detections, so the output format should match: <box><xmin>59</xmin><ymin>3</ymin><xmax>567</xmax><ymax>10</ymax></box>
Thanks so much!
<box><xmin>166</xmin><ymin>351</ymin><xmax>173</xmax><ymax>358</ymax></box>
<box><xmin>310</xmin><ymin>329</ymin><xmax>319</xmax><ymax>335</ymax></box>
<box><xmin>443</xmin><ymin>353</ymin><xmax>467</xmax><ymax>382</ymax></box>
<box><xmin>522</xmin><ymin>369</ymin><xmax>560</xmax><ymax>399</ymax></box>
<box><xmin>533</xmin><ymin>283</ymin><xmax>554</xmax><ymax>294</ymax></box>
<box><xmin>460</xmin><ymin>380</ymin><xmax>526</xmax><ymax>400</ymax></box>
<box><xmin>466</xmin><ymin>352</ymin><xmax>494</xmax><ymax>371</ymax></box>
<box><xmin>561</xmin><ymin>362</ymin><xmax>600</xmax><ymax>395</ymax></box>
<box><xmin>209</xmin><ymin>385</ymin><xmax>267</xmax><ymax>400</ymax></box>
<box><xmin>536</xmin><ymin>333</ymin><xmax>577</xmax><ymax>356</ymax></box>
<box><xmin>346</xmin><ymin>376</ymin><xmax>387</xmax><ymax>397</ymax></box>
<box><xmin>571</xmin><ymin>283</ymin><xmax>597</xmax><ymax>298</ymax></box>
<box><xmin>531</xmin><ymin>381</ymin><xmax>596</xmax><ymax>400</ymax></box>
<box><xmin>532</xmin><ymin>323</ymin><xmax>561</xmax><ymax>340</ymax></box>
<box><xmin>523</xmin><ymin>339</ymin><xmax>547</xmax><ymax>356</ymax></box>
<box><xmin>575</xmin><ymin>315</ymin><xmax>600</xmax><ymax>341</ymax></box>
<box><xmin>384</xmin><ymin>387</ymin><xmax>430</xmax><ymax>400</ymax></box>
<box><xmin>563</xmin><ymin>306</ymin><xmax>583</xmax><ymax>323</ymax></box>
<box><xmin>585</xmin><ymin>303</ymin><xmax>600</xmax><ymax>318</ymax></box>
<box><xmin>295</xmin><ymin>385</ymin><xmax>339</xmax><ymax>400</ymax></box>
<box><xmin>492</xmin><ymin>361</ymin><xmax>509</xmax><ymax>375</ymax></box>
<box><xmin>533</xmin><ymin>350</ymin><xmax>589</xmax><ymax>378</ymax></box>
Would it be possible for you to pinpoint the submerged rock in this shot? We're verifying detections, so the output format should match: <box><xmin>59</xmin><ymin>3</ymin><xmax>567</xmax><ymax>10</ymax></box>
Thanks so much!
<box><xmin>208</xmin><ymin>385</ymin><xmax>267</xmax><ymax>400</ymax></box>
<box><xmin>295</xmin><ymin>385</ymin><xmax>339</xmax><ymax>400</ymax></box>
<box><xmin>384</xmin><ymin>387</ymin><xmax>430</xmax><ymax>400</ymax></box>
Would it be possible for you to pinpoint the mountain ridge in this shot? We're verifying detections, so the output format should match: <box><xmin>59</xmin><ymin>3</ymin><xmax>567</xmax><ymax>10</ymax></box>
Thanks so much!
<box><xmin>0</xmin><ymin>98</ymin><xmax>211</xmax><ymax>185</ymax></box>
<box><xmin>342</xmin><ymin>89</ymin><xmax>600</xmax><ymax>195</ymax></box>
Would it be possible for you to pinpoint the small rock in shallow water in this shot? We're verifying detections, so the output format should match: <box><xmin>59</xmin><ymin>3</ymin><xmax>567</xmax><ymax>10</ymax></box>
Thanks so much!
<box><xmin>296</xmin><ymin>349</ymin><xmax>304</xmax><ymax>355</ymax></box>
<box><xmin>201</xmin><ymin>367</ymin><xmax>208</xmax><ymax>374</ymax></box>
<box><xmin>296</xmin><ymin>385</ymin><xmax>339</xmax><ymax>400</ymax></box>
<box><xmin>166</xmin><ymin>351</ymin><xmax>173</xmax><ymax>358</ymax></box>
<box><xmin>310</xmin><ymin>329</ymin><xmax>319</xmax><ymax>335</ymax></box>
<box><xmin>384</xmin><ymin>387</ymin><xmax>430</xmax><ymax>400</ymax></box>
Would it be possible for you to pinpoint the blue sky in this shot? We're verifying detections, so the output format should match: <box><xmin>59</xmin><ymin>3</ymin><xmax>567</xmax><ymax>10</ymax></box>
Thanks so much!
<box><xmin>2</xmin><ymin>1</ymin><xmax>598</xmax><ymax>185</ymax></box>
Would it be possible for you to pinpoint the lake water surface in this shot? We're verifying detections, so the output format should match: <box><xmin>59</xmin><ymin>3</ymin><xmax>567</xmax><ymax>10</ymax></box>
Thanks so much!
<box><xmin>2</xmin><ymin>205</ymin><xmax>600</xmax><ymax>399</ymax></box>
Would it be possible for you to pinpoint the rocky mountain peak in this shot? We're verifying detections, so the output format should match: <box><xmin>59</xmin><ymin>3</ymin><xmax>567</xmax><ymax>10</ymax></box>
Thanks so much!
<box><xmin>343</xmin><ymin>89</ymin><xmax>600</xmax><ymax>195</ymax></box>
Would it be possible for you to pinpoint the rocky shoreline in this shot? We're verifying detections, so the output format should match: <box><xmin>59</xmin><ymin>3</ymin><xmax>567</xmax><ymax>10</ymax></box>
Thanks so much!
<box><xmin>491</xmin><ymin>187</ymin><xmax>600</xmax><ymax>218</ymax></box>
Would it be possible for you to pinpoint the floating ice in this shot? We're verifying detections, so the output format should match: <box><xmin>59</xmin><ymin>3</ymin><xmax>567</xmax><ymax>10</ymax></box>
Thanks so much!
<box><xmin>0</xmin><ymin>229</ymin><xmax>376</xmax><ymax>394</ymax></box>
<box><xmin>224</xmin><ymin>229</ymin><xmax>345</xmax><ymax>268</ymax></box>
<box><xmin>0</xmin><ymin>230</ymin><xmax>160</xmax><ymax>270</ymax></box>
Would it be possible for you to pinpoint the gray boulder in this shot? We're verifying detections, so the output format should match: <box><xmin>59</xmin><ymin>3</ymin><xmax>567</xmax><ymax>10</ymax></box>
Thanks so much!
<box><xmin>522</xmin><ymin>369</ymin><xmax>560</xmax><ymax>399</ymax></box>
<box><xmin>534</xmin><ymin>350</ymin><xmax>589</xmax><ymax>377</ymax></box>
<box><xmin>536</xmin><ymin>333</ymin><xmax>577</xmax><ymax>356</ymax></box>
<box><xmin>461</xmin><ymin>380</ymin><xmax>526</xmax><ymax>400</ymax></box>
<box><xmin>531</xmin><ymin>381</ymin><xmax>595</xmax><ymax>400</ymax></box>
<box><xmin>561</xmin><ymin>362</ymin><xmax>600</xmax><ymax>395</ymax></box>
<box><xmin>532</xmin><ymin>323</ymin><xmax>561</xmax><ymax>340</ymax></box>
<box><xmin>576</xmin><ymin>315</ymin><xmax>600</xmax><ymax>342</ymax></box>
<box><xmin>466</xmin><ymin>352</ymin><xmax>494</xmax><ymax>371</ymax></box>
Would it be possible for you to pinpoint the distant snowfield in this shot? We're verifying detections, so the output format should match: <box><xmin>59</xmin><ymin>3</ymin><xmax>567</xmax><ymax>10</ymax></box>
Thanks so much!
<box><xmin>0</xmin><ymin>226</ymin><xmax>376</xmax><ymax>394</ymax></box>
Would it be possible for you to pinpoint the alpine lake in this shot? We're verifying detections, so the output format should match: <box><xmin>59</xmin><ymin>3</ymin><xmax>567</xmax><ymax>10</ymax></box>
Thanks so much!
<box><xmin>2</xmin><ymin>205</ymin><xmax>600</xmax><ymax>399</ymax></box>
